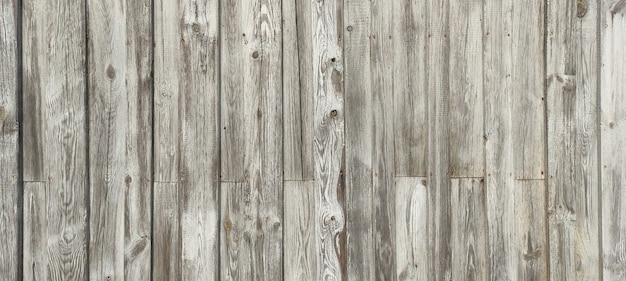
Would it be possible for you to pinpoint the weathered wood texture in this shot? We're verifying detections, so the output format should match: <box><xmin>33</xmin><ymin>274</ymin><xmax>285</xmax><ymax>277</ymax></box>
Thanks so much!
<box><xmin>87</xmin><ymin>0</ymin><xmax>152</xmax><ymax>279</ymax></box>
<box><xmin>0</xmin><ymin>0</ymin><xmax>18</xmax><ymax>278</ymax></box>
<box><xmin>22</xmin><ymin>0</ymin><xmax>88</xmax><ymax>279</ymax></box>
<box><xmin>395</xmin><ymin>177</ymin><xmax>428</xmax><ymax>281</ymax></box>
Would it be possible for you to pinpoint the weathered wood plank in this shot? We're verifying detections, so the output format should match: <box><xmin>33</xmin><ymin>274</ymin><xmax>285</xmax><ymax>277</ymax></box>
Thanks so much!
<box><xmin>284</xmin><ymin>181</ymin><xmax>317</xmax><ymax>280</ymax></box>
<box><xmin>601</xmin><ymin>0</ymin><xmax>626</xmax><ymax>279</ymax></box>
<box><xmin>449</xmin><ymin>0</ymin><xmax>484</xmax><ymax>177</ymax></box>
<box><xmin>392</xmin><ymin>0</ymin><xmax>427</xmax><ymax>177</ymax></box>
<box><xmin>153</xmin><ymin>182</ymin><xmax>180</xmax><ymax>280</ymax></box>
<box><xmin>450</xmin><ymin>178</ymin><xmax>488</xmax><ymax>281</ymax></box>
<box><xmin>87</xmin><ymin>0</ymin><xmax>152</xmax><ymax>279</ymax></box>
<box><xmin>547</xmin><ymin>0</ymin><xmax>600</xmax><ymax>279</ymax></box>
<box><xmin>22</xmin><ymin>0</ymin><xmax>88</xmax><ymax>278</ymax></box>
<box><xmin>23</xmin><ymin>182</ymin><xmax>47</xmax><ymax>281</ymax></box>
<box><xmin>0</xmin><ymin>0</ymin><xmax>18</xmax><ymax>277</ymax></box>
<box><xmin>283</xmin><ymin>0</ymin><xmax>314</xmax><ymax>181</ymax></box>
<box><xmin>395</xmin><ymin>177</ymin><xmax>428</xmax><ymax>281</ymax></box>
<box><xmin>344</xmin><ymin>0</ymin><xmax>373</xmax><ymax>279</ymax></box>
<box><xmin>312</xmin><ymin>0</ymin><xmax>346</xmax><ymax>279</ymax></box>
<box><xmin>515</xmin><ymin>180</ymin><xmax>548</xmax><ymax>281</ymax></box>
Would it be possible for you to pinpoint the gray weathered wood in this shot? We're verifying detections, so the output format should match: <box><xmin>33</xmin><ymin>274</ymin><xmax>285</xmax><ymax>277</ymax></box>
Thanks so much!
<box><xmin>284</xmin><ymin>181</ymin><xmax>317</xmax><ymax>280</ymax></box>
<box><xmin>450</xmin><ymin>178</ymin><xmax>488</xmax><ymax>281</ymax></box>
<box><xmin>0</xmin><ymin>0</ymin><xmax>18</xmax><ymax>277</ymax></box>
<box><xmin>344</xmin><ymin>0</ymin><xmax>374</xmax><ymax>279</ymax></box>
<box><xmin>515</xmin><ymin>181</ymin><xmax>548</xmax><ymax>281</ymax></box>
<box><xmin>87</xmin><ymin>0</ymin><xmax>152</xmax><ymax>278</ymax></box>
<box><xmin>22</xmin><ymin>0</ymin><xmax>88</xmax><ymax>278</ymax></box>
<box><xmin>395</xmin><ymin>177</ymin><xmax>428</xmax><ymax>281</ymax></box>
<box><xmin>153</xmin><ymin>182</ymin><xmax>180</xmax><ymax>280</ymax></box>
<box><xmin>23</xmin><ymin>182</ymin><xmax>46</xmax><ymax>281</ymax></box>
<box><xmin>283</xmin><ymin>0</ymin><xmax>314</xmax><ymax>181</ymax></box>
<box><xmin>547</xmin><ymin>0</ymin><xmax>600</xmax><ymax>279</ymax></box>
<box><xmin>601</xmin><ymin>0</ymin><xmax>626</xmax><ymax>279</ymax></box>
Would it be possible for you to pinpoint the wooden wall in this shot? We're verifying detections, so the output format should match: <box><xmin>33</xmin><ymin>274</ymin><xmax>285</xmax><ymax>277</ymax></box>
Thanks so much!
<box><xmin>1</xmin><ymin>0</ymin><xmax>625</xmax><ymax>280</ymax></box>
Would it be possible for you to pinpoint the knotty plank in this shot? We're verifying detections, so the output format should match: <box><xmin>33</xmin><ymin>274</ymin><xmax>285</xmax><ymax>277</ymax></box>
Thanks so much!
<box><xmin>219</xmin><ymin>0</ymin><xmax>283</xmax><ymax>278</ymax></box>
<box><xmin>449</xmin><ymin>0</ymin><xmax>484</xmax><ymax>177</ymax></box>
<box><xmin>153</xmin><ymin>182</ymin><xmax>180</xmax><ymax>281</ymax></box>
<box><xmin>284</xmin><ymin>181</ymin><xmax>317</xmax><ymax>280</ymax></box>
<box><xmin>450</xmin><ymin>178</ymin><xmax>488</xmax><ymax>281</ymax></box>
<box><xmin>395</xmin><ymin>177</ymin><xmax>428</xmax><ymax>281</ymax></box>
<box><xmin>22</xmin><ymin>0</ymin><xmax>88</xmax><ymax>278</ymax></box>
<box><xmin>87</xmin><ymin>0</ymin><xmax>152</xmax><ymax>279</ymax></box>
<box><xmin>23</xmin><ymin>182</ymin><xmax>46</xmax><ymax>281</ymax></box>
<box><xmin>547</xmin><ymin>0</ymin><xmax>600</xmax><ymax>279</ymax></box>
<box><xmin>312</xmin><ymin>0</ymin><xmax>346</xmax><ymax>278</ymax></box>
<box><xmin>0</xmin><ymin>0</ymin><xmax>19</xmax><ymax>278</ymax></box>
<box><xmin>601</xmin><ymin>0</ymin><xmax>626</xmax><ymax>279</ymax></box>
<box><xmin>283</xmin><ymin>0</ymin><xmax>314</xmax><ymax>180</ymax></box>
<box><xmin>153</xmin><ymin>0</ymin><xmax>220</xmax><ymax>278</ymax></box>
<box><xmin>515</xmin><ymin>181</ymin><xmax>548</xmax><ymax>281</ymax></box>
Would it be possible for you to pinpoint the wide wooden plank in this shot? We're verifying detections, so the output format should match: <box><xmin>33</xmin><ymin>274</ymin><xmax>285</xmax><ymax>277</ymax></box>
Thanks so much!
<box><xmin>395</xmin><ymin>177</ymin><xmax>428</xmax><ymax>281</ymax></box>
<box><xmin>514</xmin><ymin>181</ymin><xmax>548</xmax><ymax>281</ymax></box>
<box><xmin>449</xmin><ymin>0</ymin><xmax>484</xmax><ymax>177</ymax></box>
<box><xmin>601</xmin><ymin>0</ymin><xmax>626</xmax><ymax>279</ymax></box>
<box><xmin>153</xmin><ymin>182</ymin><xmax>180</xmax><ymax>280</ymax></box>
<box><xmin>450</xmin><ymin>178</ymin><xmax>488</xmax><ymax>281</ymax></box>
<box><xmin>23</xmin><ymin>182</ymin><xmax>47</xmax><ymax>281</ymax></box>
<box><xmin>87</xmin><ymin>0</ymin><xmax>152</xmax><ymax>279</ymax></box>
<box><xmin>547</xmin><ymin>0</ymin><xmax>600</xmax><ymax>279</ymax></box>
<box><xmin>312</xmin><ymin>0</ymin><xmax>346</xmax><ymax>278</ymax></box>
<box><xmin>283</xmin><ymin>0</ymin><xmax>314</xmax><ymax>181</ymax></box>
<box><xmin>0</xmin><ymin>0</ymin><xmax>18</xmax><ymax>278</ymax></box>
<box><xmin>284</xmin><ymin>181</ymin><xmax>317</xmax><ymax>280</ymax></box>
<box><xmin>22</xmin><ymin>0</ymin><xmax>88</xmax><ymax>278</ymax></box>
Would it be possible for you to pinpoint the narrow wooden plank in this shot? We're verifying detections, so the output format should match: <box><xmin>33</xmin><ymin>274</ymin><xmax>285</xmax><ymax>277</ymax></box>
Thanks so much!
<box><xmin>283</xmin><ymin>0</ymin><xmax>314</xmax><ymax>181</ymax></box>
<box><xmin>601</xmin><ymin>1</ymin><xmax>626</xmax><ymax>279</ymax></box>
<box><xmin>284</xmin><ymin>181</ymin><xmax>317</xmax><ymax>280</ymax></box>
<box><xmin>395</xmin><ymin>177</ymin><xmax>428</xmax><ymax>281</ymax></box>
<box><xmin>426</xmin><ymin>0</ymin><xmax>451</xmax><ymax>280</ymax></box>
<box><xmin>344</xmin><ymin>0</ymin><xmax>373</xmax><ymax>278</ymax></box>
<box><xmin>153</xmin><ymin>182</ymin><xmax>180</xmax><ymax>280</ymax></box>
<box><xmin>0</xmin><ymin>0</ymin><xmax>19</xmax><ymax>278</ymax></box>
<box><xmin>547</xmin><ymin>0</ymin><xmax>600</xmax><ymax>279</ymax></box>
<box><xmin>154</xmin><ymin>0</ymin><xmax>220</xmax><ymax>278</ymax></box>
<box><xmin>515</xmin><ymin>181</ymin><xmax>548</xmax><ymax>281</ymax></box>
<box><xmin>87</xmin><ymin>0</ymin><xmax>152</xmax><ymax>279</ymax></box>
<box><xmin>23</xmin><ymin>182</ymin><xmax>47</xmax><ymax>281</ymax></box>
<box><xmin>450</xmin><ymin>178</ymin><xmax>488</xmax><ymax>281</ymax></box>
<box><xmin>392</xmin><ymin>0</ymin><xmax>427</xmax><ymax>177</ymax></box>
<box><xmin>449</xmin><ymin>0</ymin><xmax>484</xmax><ymax>177</ymax></box>
<box><xmin>312</xmin><ymin>0</ymin><xmax>346</xmax><ymax>278</ymax></box>
<box><xmin>22</xmin><ymin>0</ymin><xmax>88</xmax><ymax>279</ymax></box>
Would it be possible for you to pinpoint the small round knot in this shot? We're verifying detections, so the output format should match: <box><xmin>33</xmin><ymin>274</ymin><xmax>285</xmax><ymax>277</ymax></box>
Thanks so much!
<box><xmin>252</xmin><ymin>51</ymin><xmax>259</xmax><ymax>59</ymax></box>
<box><xmin>347</xmin><ymin>26</ymin><xmax>353</xmax><ymax>32</ymax></box>
<box><xmin>330</xmin><ymin>110</ymin><xmax>338</xmax><ymax>117</ymax></box>
<box><xmin>106</xmin><ymin>65</ymin><xmax>116</xmax><ymax>79</ymax></box>
<box><xmin>192</xmin><ymin>23</ymin><xmax>201</xmax><ymax>33</ymax></box>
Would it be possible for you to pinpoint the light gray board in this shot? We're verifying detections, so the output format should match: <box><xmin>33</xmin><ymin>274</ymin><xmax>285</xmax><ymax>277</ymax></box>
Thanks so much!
<box><xmin>0</xmin><ymin>0</ymin><xmax>18</xmax><ymax>278</ymax></box>
<box><xmin>152</xmin><ymin>182</ymin><xmax>180</xmax><ymax>280</ymax></box>
<box><xmin>547</xmin><ymin>0</ymin><xmax>601</xmax><ymax>279</ymax></box>
<box><xmin>87</xmin><ymin>0</ymin><xmax>152</xmax><ymax>278</ymax></box>
<box><xmin>395</xmin><ymin>177</ymin><xmax>428</xmax><ymax>281</ymax></box>
<box><xmin>284</xmin><ymin>181</ymin><xmax>317</xmax><ymax>280</ymax></box>
<box><xmin>22</xmin><ymin>0</ymin><xmax>88</xmax><ymax>279</ymax></box>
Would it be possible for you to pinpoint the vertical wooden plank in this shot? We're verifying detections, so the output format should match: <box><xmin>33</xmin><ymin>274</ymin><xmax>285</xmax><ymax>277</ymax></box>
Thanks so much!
<box><xmin>547</xmin><ymin>0</ymin><xmax>600</xmax><ymax>279</ymax></box>
<box><xmin>450</xmin><ymin>178</ymin><xmax>488</xmax><ymax>281</ymax></box>
<box><xmin>283</xmin><ymin>0</ymin><xmax>314</xmax><ymax>181</ymax></box>
<box><xmin>153</xmin><ymin>182</ymin><xmax>180</xmax><ymax>281</ymax></box>
<box><xmin>22</xmin><ymin>0</ymin><xmax>87</xmax><ymax>278</ymax></box>
<box><xmin>284</xmin><ymin>181</ymin><xmax>317</xmax><ymax>280</ymax></box>
<box><xmin>312</xmin><ymin>0</ymin><xmax>346</xmax><ymax>279</ymax></box>
<box><xmin>449</xmin><ymin>0</ymin><xmax>484</xmax><ymax>177</ymax></box>
<box><xmin>220</xmin><ymin>0</ymin><xmax>283</xmax><ymax>278</ymax></box>
<box><xmin>515</xmin><ymin>181</ymin><xmax>548</xmax><ymax>281</ymax></box>
<box><xmin>392</xmin><ymin>0</ymin><xmax>427</xmax><ymax>177</ymax></box>
<box><xmin>23</xmin><ymin>182</ymin><xmax>47</xmax><ymax>281</ymax></box>
<box><xmin>0</xmin><ymin>0</ymin><xmax>18</xmax><ymax>278</ymax></box>
<box><xmin>154</xmin><ymin>0</ymin><xmax>220</xmax><ymax>278</ymax></box>
<box><xmin>87</xmin><ymin>0</ymin><xmax>152</xmax><ymax>278</ymax></box>
<box><xmin>395</xmin><ymin>177</ymin><xmax>428</xmax><ymax>281</ymax></box>
<box><xmin>601</xmin><ymin>0</ymin><xmax>626</xmax><ymax>279</ymax></box>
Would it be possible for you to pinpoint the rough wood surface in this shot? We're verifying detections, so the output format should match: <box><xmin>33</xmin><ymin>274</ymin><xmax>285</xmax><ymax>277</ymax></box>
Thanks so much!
<box><xmin>22</xmin><ymin>0</ymin><xmax>88</xmax><ymax>279</ymax></box>
<box><xmin>395</xmin><ymin>177</ymin><xmax>428</xmax><ymax>281</ymax></box>
<box><xmin>547</xmin><ymin>0</ymin><xmax>600</xmax><ymax>279</ymax></box>
<box><xmin>87</xmin><ymin>0</ymin><xmax>152</xmax><ymax>278</ymax></box>
<box><xmin>23</xmin><ymin>182</ymin><xmax>46</xmax><ymax>281</ymax></box>
<box><xmin>153</xmin><ymin>182</ymin><xmax>181</xmax><ymax>280</ymax></box>
<box><xmin>284</xmin><ymin>181</ymin><xmax>317</xmax><ymax>280</ymax></box>
<box><xmin>0</xmin><ymin>0</ymin><xmax>18</xmax><ymax>278</ymax></box>
<box><xmin>601</xmin><ymin>0</ymin><xmax>626</xmax><ymax>279</ymax></box>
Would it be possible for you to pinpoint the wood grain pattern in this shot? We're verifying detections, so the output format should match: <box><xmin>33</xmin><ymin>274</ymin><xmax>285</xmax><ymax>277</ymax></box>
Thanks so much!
<box><xmin>395</xmin><ymin>177</ymin><xmax>428</xmax><ymax>281</ymax></box>
<box><xmin>153</xmin><ymin>182</ymin><xmax>180</xmax><ymax>281</ymax></box>
<box><xmin>0</xmin><ymin>0</ymin><xmax>18</xmax><ymax>277</ymax></box>
<box><xmin>23</xmin><ymin>182</ymin><xmax>47</xmax><ymax>281</ymax></box>
<box><xmin>22</xmin><ymin>0</ymin><xmax>88</xmax><ymax>278</ymax></box>
<box><xmin>601</xmin><ymin>0</ymin><xmax>626</xmax><ymax>279</ymax></box>
<box><xmin>547</xmin><ymin>0</ymin><xmax>600</xmax><ymax>279</ymax></box>
<box><xmin>87</xmin><ymin>0</ymin><xmax>152</xmax><ymax>278</ymax></box>
<box><xmin>284</xmin><ymin>181</ymin><xmax>317</xmax><ymax>280</ymax></box>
